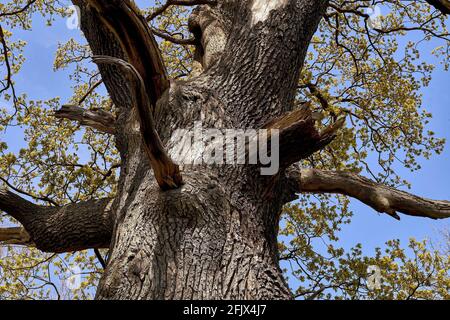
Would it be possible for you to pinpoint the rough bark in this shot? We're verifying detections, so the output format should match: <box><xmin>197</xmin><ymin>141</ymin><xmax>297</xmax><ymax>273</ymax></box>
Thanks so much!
<box><xmin>0</xmin><ymin>189</ymin><xmax>113</xmax><ymax>253</ymax></box>
<box><xmin>2</xmin><ymin>0</ymin><xmax>449</xmax><ymax>301</ymax></box>
<box><xmin>66</xmin><ymin>0</ymin><xmax>329</xmax><ymax>300</ymax></box>
<box><xmin>91</xmin><ymin>55</ymin><xmax>183</xmax><ymax>190</ymax></box>
<box><xmin>63</xmin><ymin>0</ymin><xmax>449</xmax><ymax>300</ymax></box>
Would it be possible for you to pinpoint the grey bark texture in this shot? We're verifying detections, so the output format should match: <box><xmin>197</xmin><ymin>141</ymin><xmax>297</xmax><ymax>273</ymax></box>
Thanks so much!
<box><xmin>0</xmin><ymin>189</ymin><xmax>113</xmax><ymax>252</ymax></box>
<box><xmin>1</xmin><ymin>0</ymin><xmax>449</xmax><ymax>300</ymax></box>
<box><xmin>79</xmin><ymin>0</ymin><xmax>328</xmax><ymax>300</ymax></box>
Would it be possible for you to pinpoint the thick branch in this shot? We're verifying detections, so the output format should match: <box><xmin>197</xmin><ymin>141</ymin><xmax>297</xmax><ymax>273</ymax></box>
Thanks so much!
<box><xmin>54</xmin><ymin>105</ymin><xmax>116</xmax><ymax>134</ymax></box>
<box><xmin>93</xmin><ymin>56</ymin><xmax>183</xmax><ymax>190</ymax></box>
<box><xmin>290</xmin><ymin>168</ymin><xmax>450</xmax><ymax>220</ymax></box>
<box><xmin>426</xmin><ymin>0</ymin><xmax>450</xmax><ymax>14</ymax></box>
<box><xmin>0</xmin><ymin>189</ymin><xmax>114</xmax><ymax>253</ymax></box>
<box><xmin>85</xmin><ymin>0</ymin><xmax>169</xmax><ymax>107</ymax></box>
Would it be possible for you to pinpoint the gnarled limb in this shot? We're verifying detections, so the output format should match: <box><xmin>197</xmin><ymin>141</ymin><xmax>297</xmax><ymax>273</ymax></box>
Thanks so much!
<box><xmin>84</xmin><ymin>0</ymin><xmax>169</xmax><ymax>107</ymax></box>
<box><xmin>54</xmin><ymin>105</ymin><xmax>116</xmax><ymax>134</ymax></box>
<box><xmin>188</xmin><ymin>4</ymin><xmax>229</xmax><ymax>73</ymax></box>
<box><xmin>287</xmin><ymin>168</ymin><xmax>450</xmax><ymax>220</ymax></box>
<box><xmin>0</xmin><ymin>189</ymin><xmax>114</xmax><ymax>253</ymax></box>
<box><xmin>74</xmin><ymin>1</ymin><xmax>183</xmax><ymax>190</ymax></box>
<box><xmin>93</xmin><ymin>56</ymin><xmax>183</xmax><ymax>190</ymax></box>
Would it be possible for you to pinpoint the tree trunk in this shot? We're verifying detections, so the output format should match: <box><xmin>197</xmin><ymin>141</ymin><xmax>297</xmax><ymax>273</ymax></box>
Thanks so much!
<box><xmin>96</xmin><ymin>166</ymin><xmax>294</xmax><ymax>299</ymax></box>
<box><xmin>67</xmin><ymin>0</ymin><xmax>330</xmax><ymax>300</ymax></box>
<box><xmin>0</xmin><ymin>0</ymin><xmax>448</xmax><ymax>300</ymax></box>
<box><xmin>93</xmin><ymin>66</ymin><xmax>297</xmax><ymax>300</ymax></box>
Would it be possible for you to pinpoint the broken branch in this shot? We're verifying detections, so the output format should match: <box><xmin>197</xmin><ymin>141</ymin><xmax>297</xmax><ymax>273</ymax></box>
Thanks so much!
<box><xmin>93</xmin><ymin>56</ymin><xmax>183</xmax><ymax>190</ymax></box>
<box><xmin>264</xmin><ymin>104</ymin><xmax>345</xmax><ymax>168</ymax></box>
<box><xmin>86</xmin><ymin>0</ymin><xmax>170</xmax><ymax>108</ymax></box>
<box><xmin>0</xmin><ymin>227</ymin><xmax>33</xmax><ymax>246</ymax></box>
<box><xmin>54</xmin><ymin>105</ymin><xmax>116</xmax><ymax>134</ymax></box>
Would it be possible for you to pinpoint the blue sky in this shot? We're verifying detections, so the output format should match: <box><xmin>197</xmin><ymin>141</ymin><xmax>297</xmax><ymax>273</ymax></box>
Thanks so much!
<box><xmin>0</xmin><ymin>1</ymin><xmax>449</xmax><ymax>294</ymax></box>
<box><xmin>339</xmin><ymin>40</ymin><xmax>450</xmax><ymax>253</ymax></box>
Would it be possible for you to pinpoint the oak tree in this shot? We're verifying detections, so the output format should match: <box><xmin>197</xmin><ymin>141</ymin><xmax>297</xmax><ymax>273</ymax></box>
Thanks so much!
<box><xmin>0</xmin><ymin>0</ymin><xmax>449</xmax><ymax>299</ymax></box>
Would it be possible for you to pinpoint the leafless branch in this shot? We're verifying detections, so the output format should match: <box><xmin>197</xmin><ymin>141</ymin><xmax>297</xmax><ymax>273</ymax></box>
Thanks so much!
<box><xmin>54</xmin><ymin>105</ymin><xmax>116</xmax><ymax>134</ymax></box>
<box><xmin>289</xmin><ymin>168</ymin><xmax>450</xmax><ymax>220</ymax></box>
